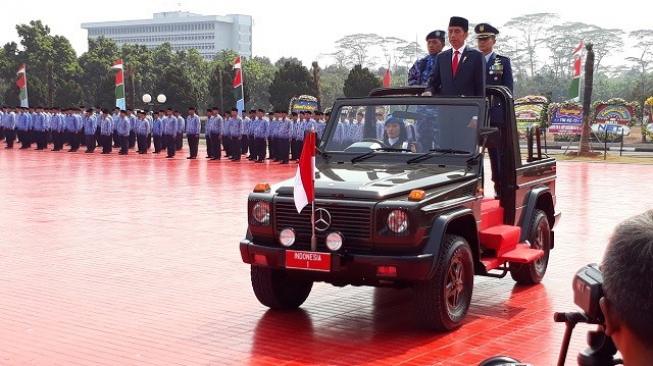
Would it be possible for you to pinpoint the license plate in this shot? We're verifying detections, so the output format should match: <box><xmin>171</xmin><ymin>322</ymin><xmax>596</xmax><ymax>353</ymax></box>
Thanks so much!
<box><xmin>285</xmin><ymin>250</ymin><xmax>331</xmax><ymax>272</ymax></box>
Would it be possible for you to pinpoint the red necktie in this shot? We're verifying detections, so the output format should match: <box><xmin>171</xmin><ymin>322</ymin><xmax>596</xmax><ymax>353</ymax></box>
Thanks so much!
<box><xmin>452</xmin><ymin>50</ymin><xmax>460</xmax><ymax>76</ymax></box>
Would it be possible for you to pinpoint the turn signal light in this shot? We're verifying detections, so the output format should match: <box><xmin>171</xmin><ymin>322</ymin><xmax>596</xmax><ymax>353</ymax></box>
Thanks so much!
<box><xmin>253</xmin><ymin>183</ymin><xmax>271</xmax><ymax>193</ymax></box>
<box><xmin>408</xmin><ymin>190</ymin><xmax>425</xmax><ymax>201</ymax></box>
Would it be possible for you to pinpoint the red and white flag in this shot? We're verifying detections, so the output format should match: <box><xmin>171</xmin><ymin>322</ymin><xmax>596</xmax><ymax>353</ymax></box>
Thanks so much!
<box><xmin>383</xmin><ymin>68</ymin><xmax>392</xmax><ymax>87</ymax></box>
<box><xmin>293</xmin><ymin>131</ymin><xmax>316</xmax><ymax>213</ymax></box>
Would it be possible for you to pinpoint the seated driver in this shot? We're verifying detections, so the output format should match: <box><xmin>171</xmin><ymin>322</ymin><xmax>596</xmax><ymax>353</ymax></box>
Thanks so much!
<box><xmin>382</xmin><ymin>117</ymin><xmax>411</xmax><ymax>150</ymax></box>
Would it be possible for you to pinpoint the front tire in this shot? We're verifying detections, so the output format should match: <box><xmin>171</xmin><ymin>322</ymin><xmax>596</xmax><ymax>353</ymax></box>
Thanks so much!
<box><xmin>510</xmin><ymin>209</ymin><xmax>551</xmax><ymax>285</ymax></box>
<box><xmin>415</xmin><ymin>234</ymin><xmax>474</xmax><ymax>331</ymax></box>
<box><xmin>251</xmin><ymin>266</ymin><xmax>313</xmax><ymax>310</ymax></box>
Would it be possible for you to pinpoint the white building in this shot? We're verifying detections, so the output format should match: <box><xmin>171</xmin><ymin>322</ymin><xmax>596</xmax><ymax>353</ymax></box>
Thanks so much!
<box><xmin>81</xmin><ymin>11</ymin><xmax>252</xmax><ymax>60</ymax></box>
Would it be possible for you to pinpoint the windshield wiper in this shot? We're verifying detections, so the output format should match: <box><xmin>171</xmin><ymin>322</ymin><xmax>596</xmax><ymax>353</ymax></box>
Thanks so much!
<box><xmin>350</xmin><ymin>147</ymin><xmax>412</xmax><ymax>163</ymax></box>
<box><xmin>406</xmin><ymin>148</ymin><xmax>471</xmax><ymax>164</ymax></box>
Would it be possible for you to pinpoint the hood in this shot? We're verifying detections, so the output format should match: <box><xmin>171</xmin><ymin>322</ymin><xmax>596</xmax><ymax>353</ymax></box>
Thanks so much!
<box><xmin>274</xmin><ymin>163</ymin><xmax>474</xmax><ymax>200</ymax></box>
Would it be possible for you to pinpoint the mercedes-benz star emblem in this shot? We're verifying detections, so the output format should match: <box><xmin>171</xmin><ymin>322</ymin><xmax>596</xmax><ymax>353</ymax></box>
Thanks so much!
<box><xmin>314</xmin><ymin>208</ymin><xmax>332</xmax><ymax>232</ymax></box>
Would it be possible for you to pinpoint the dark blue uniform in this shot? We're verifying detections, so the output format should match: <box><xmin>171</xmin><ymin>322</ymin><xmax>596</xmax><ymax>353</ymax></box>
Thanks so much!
<box><xmin>475</xmin><ymin>22</ymin><xmax>514</xmax><ymax>197</ymax></box>
<box><xmin>408</xmin><ymin>54</ymin><xmax>437</xmax><ymax>86</ymax></box>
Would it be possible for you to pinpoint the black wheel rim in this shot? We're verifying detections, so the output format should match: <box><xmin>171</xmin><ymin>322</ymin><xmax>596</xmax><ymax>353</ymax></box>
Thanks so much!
<box><xmin>445</xmin><ymin>254</ymin><xmax>466</xmax><ymax>318</ymax></box>
<box><xmin>532</xmin><ymin>220</ymin><xmax>550</xmax><ymax>275</ymax></box>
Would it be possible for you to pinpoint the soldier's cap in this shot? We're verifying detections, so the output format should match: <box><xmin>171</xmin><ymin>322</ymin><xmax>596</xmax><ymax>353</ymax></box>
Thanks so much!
<box><xmin>426</xmin><ymin>30</ymin><xmax>446</xmax><ymax>42</ymax></box>
<box><xmin>475</xmin><ymin>23</ymin><xmax>499</xmax><ymax>39</ymax></box>
<box><xmin>449</xmin><ymin>16</ymin><xmax>469</xmax><ymax>32</ymax></box>
<box><xmin>385</xmin><ymin>116</ymin><xmax>404</xmax><ymax>126</ymax></box>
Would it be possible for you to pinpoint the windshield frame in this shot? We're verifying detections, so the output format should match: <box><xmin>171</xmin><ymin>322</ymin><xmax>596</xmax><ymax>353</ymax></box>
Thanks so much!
<box><xmin>319</xmin><ymin>96</ymin><xmax>487</xmax><ymax>164</ymax></box>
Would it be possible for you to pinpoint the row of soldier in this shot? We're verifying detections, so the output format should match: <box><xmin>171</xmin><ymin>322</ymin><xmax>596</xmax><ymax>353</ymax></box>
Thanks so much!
<box><xmin>0</xmin><ymin>106</ymin><xmax>338</xmax><ymax>163</ymax></box>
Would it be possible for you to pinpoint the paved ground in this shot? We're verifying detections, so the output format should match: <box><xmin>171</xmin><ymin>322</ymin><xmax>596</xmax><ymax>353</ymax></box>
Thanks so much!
<box><xmin>1</xmin><ymin>146</ymin><xmax>652</xmax><ymax>366</ymax></box>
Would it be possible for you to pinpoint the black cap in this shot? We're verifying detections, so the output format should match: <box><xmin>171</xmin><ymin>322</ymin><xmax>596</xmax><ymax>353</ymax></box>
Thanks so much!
<box><xmin>188</xmin><ymin>106</ymin><xmax>196</xmax><ymax>111</ymax></box>
<box><xmin>86</xmin><ymin>108</ymin><xmax>93</xmax><ymax>113</ymax></box>
<box><xmin>449</xmin><ymin>16</ymin><xmax>469</xmax><ymax>32</ymax></box>
<box><xmin>290</xmin><ymin>112</ymin><xmax>298</xmax><ymax>116</ymax></box>
<box><xmin>426</xmin><ymin>30</ymin><xmax>446</xmax><ymax>42</ymax></box>
<box><xmin>257</xmin><ymin>108</ymin><xmax>265</xmax><ymax>113</ymax></box>
<box><xmin>231</xmin><ymin>108</ymin><xmax>238</xmax><ymax>112</ymax></box>
<box><xmin>475</xmin><ymin>23</ymin><xmax>499</xmax><ymax>39</ymax></box>
<box><xmin>101</xmin><ymin>108</ymin><xmax>109</xmax><ymax>114</ymax></box>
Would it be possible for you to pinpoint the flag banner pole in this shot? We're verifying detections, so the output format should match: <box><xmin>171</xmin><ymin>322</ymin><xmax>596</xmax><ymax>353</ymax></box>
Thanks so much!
<box><xmin>310</xmin><ymin>200</ymin><xmax>316</xmax><ymax>251</ymax></box>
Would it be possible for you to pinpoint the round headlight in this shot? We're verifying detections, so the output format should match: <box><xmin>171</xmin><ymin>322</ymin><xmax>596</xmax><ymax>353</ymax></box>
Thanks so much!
<box><xmin>279</xmin><ymin>228</ymin><xmax>296</xmax><ymax>247</ymax></box>
<box><xmin>252</xmin><ymin>201</ymin><xmax>270</xmax><ymax>225</ymax></box>
<box><xmin>326</xmin><ymin>232</ymin><xmax>343</xmax><ymax>251</ymax></box>
<box><xmin>387</xmin><ymin>210</ymin><xmax>409</xmax><ymax>234</ymax></box>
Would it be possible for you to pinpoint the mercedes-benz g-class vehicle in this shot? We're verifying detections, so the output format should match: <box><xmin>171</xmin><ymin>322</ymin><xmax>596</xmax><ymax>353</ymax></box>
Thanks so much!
<box><xmin>240</xmin><ymin>86</ymin><xmax>560</xmax><ymax>331</ymax></box>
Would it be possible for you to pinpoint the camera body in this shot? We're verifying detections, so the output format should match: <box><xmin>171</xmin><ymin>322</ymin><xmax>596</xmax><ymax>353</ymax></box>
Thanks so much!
<box><xmin>573</xmin><ymin>264</ymin><xmax>604</xmax><ymax>323</ymax></box>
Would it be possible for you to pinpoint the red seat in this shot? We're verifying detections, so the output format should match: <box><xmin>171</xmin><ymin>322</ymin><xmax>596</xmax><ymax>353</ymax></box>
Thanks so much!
<box><xmin>479</xmin><ymin>225</ymin><xmax>521</xmax><ymax>256</ymax></box>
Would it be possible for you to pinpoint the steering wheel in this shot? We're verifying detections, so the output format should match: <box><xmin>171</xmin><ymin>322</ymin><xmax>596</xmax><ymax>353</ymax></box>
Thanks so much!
<box><xmin>361</xmin><ymin>138</ymin><xmax>386</xmax><ymax>147</ymax></box>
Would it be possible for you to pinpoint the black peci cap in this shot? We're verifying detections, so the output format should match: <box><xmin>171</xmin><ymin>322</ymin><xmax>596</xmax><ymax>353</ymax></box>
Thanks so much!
<box><xmin>449</xmin><ymin>16</ymin><xmax>469</xmax><ymax>32</ymax></box>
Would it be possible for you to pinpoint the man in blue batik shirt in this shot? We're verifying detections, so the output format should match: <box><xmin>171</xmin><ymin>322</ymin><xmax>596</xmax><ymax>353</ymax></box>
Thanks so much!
<box><xmin>408</xmin><ymin>30</ymin><xmax>446</xmax><ymax>86</ymax></box>
<box><xmin>83</xmin><ymin>109</ymin><xmax>98</xmax><ymax>153</ymax></box>
<box><xmin>185</xmin><ymin>107</ymin><xmax>201</xmax><ymax>159</ymax></box>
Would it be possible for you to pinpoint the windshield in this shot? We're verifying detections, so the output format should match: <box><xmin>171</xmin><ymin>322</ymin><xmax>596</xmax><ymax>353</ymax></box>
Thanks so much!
<box><xmin>322</xmin><ymin>103</ymin><xmax>480</xmax><ymax>155</ymax></box>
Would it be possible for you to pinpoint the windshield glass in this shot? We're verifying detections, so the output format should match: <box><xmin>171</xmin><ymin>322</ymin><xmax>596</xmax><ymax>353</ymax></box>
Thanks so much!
<box><xmin>323</xmin><ymin>103</ymin><xmax>480</xmax><ymax>155</ymax></box>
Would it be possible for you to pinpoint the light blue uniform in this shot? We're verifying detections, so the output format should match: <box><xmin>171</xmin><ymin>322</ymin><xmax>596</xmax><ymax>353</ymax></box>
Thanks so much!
<box><xmin>116</xmin><ymin>116</ymin><xmax>130</xmax><ymax>136</ymax></box>
<box><xmin>185</xmin><ymin>115</ymin><xmax>201</xmax><ymax>135</ymax></box>
<box><xmin>83</xmin><ymin>115</ymin><xmax>97</xmax><ymax>136</ymax></box>
<box><xmin>136</xmin><ymin>118</ymin><xmax>151</xmax><ymax>136</ymax></box>
<box><xmin>100</xmin><ymin>115</ymin><xmax>113</xmax><ymax>135</ymax></box>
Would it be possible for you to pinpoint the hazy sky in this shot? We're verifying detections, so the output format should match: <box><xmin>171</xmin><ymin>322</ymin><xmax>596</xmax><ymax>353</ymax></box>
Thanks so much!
<box><xmin>1</xmin><ymin>0</ymin><xmax>650</xmax><ymax>66</ymax></box>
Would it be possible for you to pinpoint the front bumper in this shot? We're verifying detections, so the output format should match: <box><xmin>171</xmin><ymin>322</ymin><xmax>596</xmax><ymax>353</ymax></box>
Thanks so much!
<box><xmin>239</xmin><ymin>239</ymin><xmax>435</xmax><ymax>283</ymax></box>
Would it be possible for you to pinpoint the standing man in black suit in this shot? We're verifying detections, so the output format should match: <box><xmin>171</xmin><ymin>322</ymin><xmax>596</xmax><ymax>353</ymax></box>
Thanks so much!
<box><xmin>418</xmin><ymin>17</ymin><xmax>486</xmax><ymax>152</ymax></box>
<box><xmin>426</xmin><ymin>16</ymin><xmax>486</xmax><ymax>97</ymax></box>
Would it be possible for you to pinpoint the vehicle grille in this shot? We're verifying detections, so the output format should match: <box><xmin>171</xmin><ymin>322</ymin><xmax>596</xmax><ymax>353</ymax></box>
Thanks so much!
<box><xmin>274</xmin><ymin>200</ymin><xmax>373</xmax><ymax>252</ymax></box>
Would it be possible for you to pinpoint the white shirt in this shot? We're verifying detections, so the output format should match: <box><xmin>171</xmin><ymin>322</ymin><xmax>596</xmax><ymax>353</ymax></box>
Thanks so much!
<box><xmin>485</xmin><ymin>51</ymin><xmax>495</xmax><ymax>63</ymax></box>
<box><xmin>451</xmin><ymin>45</ymin><xmax>466</xmax><ymax>62</ymax></box>
<box><xmin>388</xmin><ymin>137</ymin><xmax>399</xmax><ymax>146</ymax></box>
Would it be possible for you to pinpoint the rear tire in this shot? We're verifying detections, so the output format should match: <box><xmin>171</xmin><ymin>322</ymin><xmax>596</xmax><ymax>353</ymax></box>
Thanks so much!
<box><xmin>510</xmin><ymin>209</ymin><xmax>551</xmax><ymax>285</ymax></box>
<box><xmin>415</xmin><ymin>234</ymin><xmax>474</xmax><ymax>331</ymax></box>
<box><xmin>251</xmin><ymin>266</ymin><xmax>313</xmax><ymax>310</ymax></box>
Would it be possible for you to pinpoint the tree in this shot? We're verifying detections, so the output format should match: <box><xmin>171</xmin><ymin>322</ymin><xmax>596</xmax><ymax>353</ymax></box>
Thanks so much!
<box><xmin>207</xmin><ymin>49</ymin><xmax>239</xmax><ymax>112</ymax></box>
<box><xmin>268</xmin><ymin>61</ymin><xmax>317</xmax><ymax>111</ymax></box>
<box><xmin>579</xmin><ymin>43</ymin><xmax>595</xmax><ymax>155</ymax></box>
<box><xmin>584</xmin><ymin>27</ymin><xmax>624</xmax><ymax>73</ymax></box>
<box><xmin>395</xmin><ymin>41</ymin><xmax>424</xmax><ymax>70</ymax></box>
<box><xmin>343</xmin><ymin>64</ymin><xmax>381</xmax><ymax>98</ymax></box>
<box><xmin>78</xmin><ymin>37</ymin><xmax>119</xmax><ymax>107</ymax></box>
<box><xmin>176</xmin><ymin>49</ymin><xmax>210</xmax><ymax>111</ymax></box>
<box><xmin>156</xmin><ymin>64</ymin><xmax>194</xmax><ymax>113</ymax></box>
<box><xmin>243</xmin><ymin>56</ymin><xmax>275</xmax><ymax>110</ymax></box>
<box><xmin>504</xmin><ymin>13</ymin><xmax>558</xmax><ymax>77</ymax></box>
<box><xmin>545</xmin><ymin>22</ymin><xmax>593</xmax><ymax>79</ymax></box>
<box><xmin>334</xmin><ymin>33</ymin><xmax>383</xmax><ymax>68</ymax></box>
<box><xmin>319</xmin><ymin>64</ymin><xmax>349</xmax><ymax>109</ymax></box>
<box><xmin>0</xmin><ymin>20</ymin><xmax>82</xmax><ymax>107</ymax></box>
<box><xmin>626</xmin><ymin>30</ymin><xmax>653</xmax><ymax>109</ymax></box>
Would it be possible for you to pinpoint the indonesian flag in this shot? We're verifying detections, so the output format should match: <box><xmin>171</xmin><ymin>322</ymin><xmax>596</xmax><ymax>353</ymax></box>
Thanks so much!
<box><xmin>111</xmin><ymin>59</ymin><xmax>124</xmax><ymax>70</ymax></box>
<box><xmin>233</xmin><ymin>56</ymin><xmax>244</xmax><ymax>114</ymax></box>
<box><xmin>293</xmin><ymin>131</ymin><xmax>316</xmax><ymax>213</ymax></box>
<box><xmin>16</xmin><ymin>64</ymin><xmax>28</xmax><ymax>108</ymax></box>
<box><xmin>573</xmin><ymin>40</ymin><xmax>585</xmax><ymax>56</ymax></box>
<box><xmin>569</xmin><ymin>41</ymin><xmax>583</xmax><ymax>101</ymax></box>
<box><xmin>112</xmin><ymin>59</ymin><xmax>126</xmax><ymax>110</ymax></box>
<box><xmin>383</xmin><ymin>68</ymin><xmax>392</xmax><ymax>88</ymax></box>
<box><xmin>232</xmin><ymin>56</ymin><xmax>242</xmax><ymax>87</ymax></box>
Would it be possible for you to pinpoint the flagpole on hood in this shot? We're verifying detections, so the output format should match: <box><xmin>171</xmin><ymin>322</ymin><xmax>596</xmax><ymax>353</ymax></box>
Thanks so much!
<box><xmin>309</xmin><ymin>127</ymin><xmax>317</xmax><ymax>252</ymax></box>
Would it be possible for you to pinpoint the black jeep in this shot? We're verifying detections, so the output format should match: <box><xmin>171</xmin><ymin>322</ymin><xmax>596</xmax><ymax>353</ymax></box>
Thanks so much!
<box><xmin>240</xmin><ymin>86</ymin><xmax>560</xmax><ymax>331</ymax></box>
